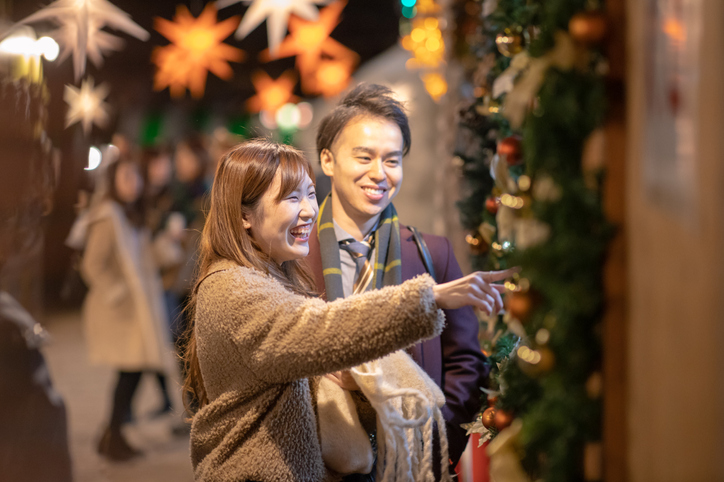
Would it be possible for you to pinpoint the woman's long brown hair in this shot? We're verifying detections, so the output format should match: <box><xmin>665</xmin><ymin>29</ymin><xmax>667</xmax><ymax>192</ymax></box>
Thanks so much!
<box><xmin>182</xmin><ymin>139</ymin><xmax>316</xmax><ymax>412</ymax></box>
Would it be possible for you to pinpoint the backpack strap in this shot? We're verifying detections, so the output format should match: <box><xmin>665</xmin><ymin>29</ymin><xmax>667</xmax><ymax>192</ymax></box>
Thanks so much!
<box><xmin>408</xmin><ymin>226</ymin><xmax>437</xmax><ymax>283</ymax></box>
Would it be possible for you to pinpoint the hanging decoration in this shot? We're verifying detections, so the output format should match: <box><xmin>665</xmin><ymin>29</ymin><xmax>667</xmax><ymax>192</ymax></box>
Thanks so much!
<box><xmin>260</xmin><ymin>0</ymin><xmax>358</xmax><ymax>96</ymax></box>
<box><xmin>217</xmin><ymin>0</ymin><xmax>327</xmax><ymax>57</ymax></box>
<box><xmin>246</xmin><ymin>69</ymin><xmax>299</xmax><ymax>114</ymax></box>
<box><xmin>14</xmin><ymin>0</ymin><xmax>149</xmax><ymax>81</ymax></box>
<box><xmin>152</xmin><ymin>4</ymin><xmax>245</xmax><ymax>99</ymax></box>
<box><xmin>64</xmin><ymin>77</ymin><xmax>110</xmax><ymax>134</ymax></box>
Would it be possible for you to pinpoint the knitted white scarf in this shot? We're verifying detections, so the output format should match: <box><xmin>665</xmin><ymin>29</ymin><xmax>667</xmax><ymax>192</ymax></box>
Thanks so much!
<box><xmin>351</xmin><ymin>351</ymin><xmax>454</xmax><ymax>482</ymax></box>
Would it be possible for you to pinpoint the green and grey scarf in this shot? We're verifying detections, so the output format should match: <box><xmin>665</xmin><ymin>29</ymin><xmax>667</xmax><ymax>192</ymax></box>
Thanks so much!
<box><xmin>317</xmin><ymin>193</ymin><xmax>402</xmax><ymax>302</ymax></box>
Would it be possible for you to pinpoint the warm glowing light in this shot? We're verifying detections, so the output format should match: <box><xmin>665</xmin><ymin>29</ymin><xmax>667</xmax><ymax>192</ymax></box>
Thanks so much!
<box><xmin>306</xmin><ymin>59</ymin><xmax>353</xmax><ymax>97</ymax></box>
<box><xmin>0</xmin><ymin>32</ymin><xmax>59</xmax><ymax>61</ymax></box>
<box><xmin>425</xmin><ymin>37</ymin><xmax>440</xmax><ymax>51</ymax></box>
<box><xmin>217</xmin><ymin>0</ymin><xmax>326</xmax><ymax>55</ymax></box>
<box><xmin>662</xmin><ymin>18</ymin><xmax>686</xmax><ymax>43</ymax></box>
<box><xmin>14</xmin><ymin>0</ymin><xmax>149</xmax><ymax>80</ymax></box>
<box><xmin>401</xmin><ymin>17</ymin><xmax>445</xmax><ymax>69</ymax></box>
<box><xmin>152</xmin><ymin>4</ymin><xmax>245</xmax><ymax>99</ymax></box>
<box><xmin>260</xmin><ymin>0</ymin><xmax>358</xmax><ymax>95</ymax></box>
<box><xmin>410</xmin><ymin>28</ymin><xmax>425</xmax><ymax>43</ymax></box>
<box><xmin>247</xmin><ymin>70</ymin><xmax>299</xmax><ymax>113</ymax></box>
<box><xmin>422</xmin><ymin>72</ymin><xmax>447</xmax><ymax>101</ymax></box>
<box><xmin>500</xmin><ymin>193</ymin><xmax>525</xmax><ymax>209</ymax></box>
<box><xmin>86</xmin><ymin>146</ymin><xmax>102</xmax><ymax>170</ymax></box>
<box><xmin>37</xmin><ymin>37</ymin><xmax>60</xmax><ymax>60</ymax></box>
<box><xmin>424</xmin><ymin>17</ymin><xmax>438</xmax><ymax>30</ymax></box>
<box><xmin>64</xmin><ymin>77</ymin><xmax>110</xmax><ymax>134</ymax></box>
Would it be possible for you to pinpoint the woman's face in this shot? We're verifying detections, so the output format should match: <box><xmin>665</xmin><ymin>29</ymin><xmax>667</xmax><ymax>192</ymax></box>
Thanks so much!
<box><xmin>115</xmin><ymin>162</ymin><xmax>143</xmax><ymax>204</ymax></box>
<box><xmin>246</xmin><ymin>170</ymin><xmax>318</xmax><ymax>264</ymax></box>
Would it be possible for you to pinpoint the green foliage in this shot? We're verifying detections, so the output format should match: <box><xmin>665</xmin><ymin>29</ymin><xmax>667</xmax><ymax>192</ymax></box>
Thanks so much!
<box><xmin>453</xmin><ymin>0</ymin><xmax>611</xmax><ymax>480</ymax></box>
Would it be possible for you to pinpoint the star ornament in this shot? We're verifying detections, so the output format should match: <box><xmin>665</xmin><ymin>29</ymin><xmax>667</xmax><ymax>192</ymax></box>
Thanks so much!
<box><xmin>64</xmin><ymin>77</ymin><xmax>110</xmax><ymax>135</ymax></box>
<box><xmin>247</xmin><ymin>70</ymin><xmax>299</xmax><ymax>113</ymax></box>
<box><xmin>217</xmin><ymin>0</ymin><xmax>328</xmax><ymax>56</ymax></box>
<box><xmin>260</xmin><ymin>0</ymin><xmax>358</xmax><ymax>94</ymax></box>
<box><xmin>15</xmin><ymin>0</ymin><xmax>149</xmax><ymax>81</ymax></box>
<box><xmin>152</xmin><ymin>4</ymin><xmax>245</xmax><ymax>99</ymax></box>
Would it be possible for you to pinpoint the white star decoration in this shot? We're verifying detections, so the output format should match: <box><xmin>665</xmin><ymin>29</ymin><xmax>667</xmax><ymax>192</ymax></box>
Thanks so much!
<box><xmin>16</xmin><ymin>0</ymin><xmax>148</xmax><ymax>80</ymax></box>
<box><xmin>64</xmin><ymin>77</ymin><xmax>110</xmax><ymax>135</ymax></box>
<box><xmin>217</xmin><ymin>0</ymin><xmax>327</xmax><ymax>55</ymax></box>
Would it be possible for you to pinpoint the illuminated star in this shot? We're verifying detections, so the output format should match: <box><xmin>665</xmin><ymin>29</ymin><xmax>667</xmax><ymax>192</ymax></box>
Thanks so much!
<box><xmin>246</xmin><ymin>70</ymin><xmax>299</xmax><ymax>113</ymax></box>
<box><xmin>152</xmin><ymin>4</ymin><xmax>245</xmax><ymax>99</ymax></box>
<box><xmin>217</xmin><ymin>0</ymin><xmax>328</xmax><ymax>55</ymax></box>
<box><xmin>260</xmin><ymin>0</ymin><xmax>358</xmax><ymax>94</ymax></box>
<box><xmin>64</xmin><ymin>77</ymin><xmax>110</xmax><ymax>135</ymax></box>
<box><xmin>49</xmin><ymin>18</ymin><xmax>124</xmax><ymax>70</ymax></box>
<box><xmin>304</xmin><ymin>58</ymin><xmax>353</xmax><ymax>97</ymax></box>
<box><xmin>15</xmin><ymin>0</ymin><xmax>148</xmax><ymax>80</ymax></box>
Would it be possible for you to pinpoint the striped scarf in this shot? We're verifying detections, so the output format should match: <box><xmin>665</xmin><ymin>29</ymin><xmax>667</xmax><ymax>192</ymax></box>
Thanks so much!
<box><xmin>317</xmin><ymin>194</ymin><xmax>402</xmax><ymax>302</ymax></box>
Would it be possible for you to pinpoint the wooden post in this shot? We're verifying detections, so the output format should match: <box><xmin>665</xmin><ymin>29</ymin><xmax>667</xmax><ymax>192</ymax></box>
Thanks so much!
<box><xmin>602</xmin><ymin>0</ymin><xmax>628</xmax><ymax>480</ymax></box>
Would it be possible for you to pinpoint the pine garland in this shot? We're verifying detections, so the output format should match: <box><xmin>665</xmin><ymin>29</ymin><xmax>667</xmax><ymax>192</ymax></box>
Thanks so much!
<box><xmin>453</xmin><ymin>0</ymin><xmax>611</xmax><ymax>479</ymax></box>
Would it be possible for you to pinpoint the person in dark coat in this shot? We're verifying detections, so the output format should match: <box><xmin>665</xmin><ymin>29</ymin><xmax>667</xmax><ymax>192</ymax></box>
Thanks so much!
<box><xmin>307</xmin><ymin>84</ymin><xmax>514</xmax><ymax>478</ymax></box>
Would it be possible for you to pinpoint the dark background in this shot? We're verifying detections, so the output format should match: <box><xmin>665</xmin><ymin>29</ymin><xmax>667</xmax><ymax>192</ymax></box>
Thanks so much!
<box><xmin>4</xmin><ymin>0</ymin><xmax>402</xmax><ymax>305</ymax></box>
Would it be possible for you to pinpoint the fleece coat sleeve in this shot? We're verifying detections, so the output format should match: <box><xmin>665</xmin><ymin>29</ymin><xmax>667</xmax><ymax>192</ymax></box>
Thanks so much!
<box><xmin>196</xmin><ymin>267</ymin><xmax>445</xmax><ymax>387</ymax></box>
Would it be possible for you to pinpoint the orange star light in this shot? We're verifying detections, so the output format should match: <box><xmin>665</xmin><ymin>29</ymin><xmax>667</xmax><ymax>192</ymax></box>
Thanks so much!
<box><xmin>152</xmin><ymin>4</ymin><xmax>245</xmax><ymax>98</ymax></box>
<box><xmin>247</xmin><ymin>70</ymin><xmax>299</xmax><ymax>113</ymax></box>
<box><xmin>259</xmin><ymin>0</ymin><xmax>358</xmax><ymax>93</ymax></box>
<box><xmin>303</xmin><ymin>58</ymin><xmax>354</xmax><ymax>97</ymax></box>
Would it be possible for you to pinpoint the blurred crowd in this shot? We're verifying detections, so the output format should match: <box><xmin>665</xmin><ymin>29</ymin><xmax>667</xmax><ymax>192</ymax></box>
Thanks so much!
<box><xmin>63</xmin><ymin>129</ymin><xmax>240</xmax><ymax>462</ymax></box>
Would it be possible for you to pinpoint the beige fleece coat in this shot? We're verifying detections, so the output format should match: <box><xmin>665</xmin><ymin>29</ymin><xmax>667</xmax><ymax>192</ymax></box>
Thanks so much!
<box><xmin>80</xmin><ymin>200</ymin><xmax>175</xmax><ymax>373</ymax></box>
<box><xmin>191</xmin><ymin>260</ymin><xmax>446</xmax><ymax>482</ymax></box>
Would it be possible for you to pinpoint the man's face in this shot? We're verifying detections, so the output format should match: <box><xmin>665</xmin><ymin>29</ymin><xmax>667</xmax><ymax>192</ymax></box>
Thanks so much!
<box><xmin>321</xmin><ymin>115</ymin><xmax>404</xmax><ymax>225</ymax></box>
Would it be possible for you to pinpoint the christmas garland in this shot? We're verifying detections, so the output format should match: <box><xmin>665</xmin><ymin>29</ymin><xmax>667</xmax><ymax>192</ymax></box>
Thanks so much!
<box><xmin>453</xmin><ymin>0</ymin><xmax>611</xmax><ymax>480</ymax></box>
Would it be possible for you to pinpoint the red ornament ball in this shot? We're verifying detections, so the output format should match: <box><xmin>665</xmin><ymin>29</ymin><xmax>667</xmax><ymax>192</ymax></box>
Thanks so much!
<box><xmin>569</xmin><ymin>11</ymin><xmax>608</xmax><ymax>46</ymax></box>
<box><xmin>485</xmin><ymin>196</ymin><xmax>499</xmax><ymax>214</ymax></box>
<box><xmin>497</xmin><ymin>135</ymin><xmax>523</xmax><ymax>165</ymax></box>
<box><xmin>481</xmin><ymin>407</ymin><xmax>497</xmax><ymax>429</ymax></box>
<box><xmin>494</xmin><ymin>409</ymin><xmax>514</xmax><ymax>430</ymax></box>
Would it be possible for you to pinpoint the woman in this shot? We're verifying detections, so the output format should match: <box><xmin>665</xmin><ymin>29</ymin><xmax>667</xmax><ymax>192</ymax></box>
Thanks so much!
<box><xmin>81</xmin><ymin>157</ymin><xmax>177</xmax><ymax>460</ymax></box>
<box><xmin>184</xmin><ymin>140</ymin><xmax>503</xmax><ymax>481</ymax></box>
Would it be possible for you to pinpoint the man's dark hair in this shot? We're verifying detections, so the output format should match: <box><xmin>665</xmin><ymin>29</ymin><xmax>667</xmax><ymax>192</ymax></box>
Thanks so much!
<box><xmin>316</xmin><ymin>83</ymin><xmax>411</xmax><ymax>158</ymax></box>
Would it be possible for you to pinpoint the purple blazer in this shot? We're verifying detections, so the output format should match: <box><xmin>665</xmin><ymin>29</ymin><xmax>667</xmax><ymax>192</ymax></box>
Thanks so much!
<box><xmin>305</xmin><ymin>223</ymin><xmax>488</xmax><ymax>466</ymax></box>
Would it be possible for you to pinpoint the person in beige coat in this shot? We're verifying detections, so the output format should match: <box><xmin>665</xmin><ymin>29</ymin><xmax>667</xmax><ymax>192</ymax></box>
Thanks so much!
<box><xmin>81</xmin><ymin>157</ymin><xmax>178</xmax><ymax>461</ymax></box>
<box><xmin>183</xmin><ymin>140</ymin><xmax>509</xmax><ymax>482</ymax></box>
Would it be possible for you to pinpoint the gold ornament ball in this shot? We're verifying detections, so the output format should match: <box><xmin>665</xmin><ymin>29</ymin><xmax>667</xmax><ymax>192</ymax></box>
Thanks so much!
<box><xmin>495</xmin><ymin>27</ymin><xmax>525</xmax><ymax>57</ymax></box>
<box><xmin>507</xmin><ymin>291</ymin><xmax>533</xmax><ymax>322</ymax></box>
<box><xmin>482</xmin><ymin>407</ymin><xmax>497</xmax><ymax>429</ymax></box>
<box><xmin>494</xmin><ymin>409</ymin><xmax>514</xmax><ymax>430</ymax></box>
<box><xmin>569</xmin><ymin>11</ymin><xmax>608</xmax><ymax>46</ymax></box>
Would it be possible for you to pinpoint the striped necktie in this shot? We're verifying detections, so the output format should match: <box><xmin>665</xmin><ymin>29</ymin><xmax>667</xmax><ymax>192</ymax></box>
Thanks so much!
<box><xmin>339</xmin><ymin>235</ymin><xmax>376</xmax><ymax>294</ymax></box>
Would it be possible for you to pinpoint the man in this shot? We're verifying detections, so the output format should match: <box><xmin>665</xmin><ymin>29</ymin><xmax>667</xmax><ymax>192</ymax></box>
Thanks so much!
<box><xmin>307</xmin><ymin>83</ymin><xmax>510</xmax><ymax>476</ymax></box>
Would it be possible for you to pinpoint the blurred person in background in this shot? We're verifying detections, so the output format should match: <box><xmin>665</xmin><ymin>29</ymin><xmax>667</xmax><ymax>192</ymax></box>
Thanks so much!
<box><xmin>80</xmin><ymin>156</ymin><xmax>179</xmax><ymax>461</ymax></box>
<box><xmin>165</xmin><ymin>134</ymin><xmax>210</xmax><ymax>346</ymax></box>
